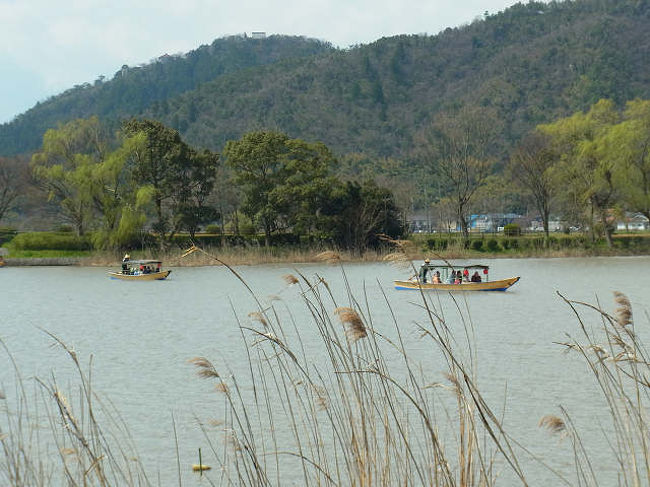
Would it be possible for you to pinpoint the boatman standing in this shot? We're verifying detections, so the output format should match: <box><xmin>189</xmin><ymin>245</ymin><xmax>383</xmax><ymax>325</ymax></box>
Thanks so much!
<box><xmin>122</xmin><ymin>253</ymin><xmax>130</xmax><ymax>274</ymax></box>
<box><xmin>418</xmin><ymin>258</ymin><xmax>431</xmax><ymax>283</ymax></box>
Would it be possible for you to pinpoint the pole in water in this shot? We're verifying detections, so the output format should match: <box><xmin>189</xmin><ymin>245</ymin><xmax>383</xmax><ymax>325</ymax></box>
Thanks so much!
<box><xmin>199</xmin><ymin>448</ymin><xmax>202</xmax><ymax>476</ymax></box>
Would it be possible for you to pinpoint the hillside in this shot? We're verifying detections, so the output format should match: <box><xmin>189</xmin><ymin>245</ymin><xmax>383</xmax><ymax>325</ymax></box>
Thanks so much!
<box><xmin>0</xmin><ymin>35</ymin><xmax>334</xmax><ymax>155</ymax></box>
<box><xmin>1</xmin><ymin>0</ymin><xmax>649</xmax><ymax>160</ymax></box>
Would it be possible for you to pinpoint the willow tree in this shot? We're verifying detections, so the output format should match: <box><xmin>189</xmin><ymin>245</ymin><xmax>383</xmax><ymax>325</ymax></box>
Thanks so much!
<box><xmin>31</xmin><ymin>117</ymin><xmax>109</xmax><ymax>235</ymax></box>
<box><xmin>418</xmin><ymin>106</ymin><xmax>500</xmax><ymax>242</ymax></box>
<box><xmin>539</xmin><ymin>99</ymin><xmax>620</xmax><ymax>247</ymax></box>
<box><xmin>31</xmin><ymin>117</ymin><xmax>152</xmax><ymax>247</ymax></box>
<box><xmin>605</xmin><ymin>99</ymin><xmax>650</xmax><ymax>220</ymax></box>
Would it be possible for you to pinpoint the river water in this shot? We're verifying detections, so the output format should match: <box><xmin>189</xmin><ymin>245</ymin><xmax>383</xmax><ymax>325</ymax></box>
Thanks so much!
<box><xmin>1</xmin><ymin>257</ymin><xmax>649</xmax><ymax>485</ymax></box>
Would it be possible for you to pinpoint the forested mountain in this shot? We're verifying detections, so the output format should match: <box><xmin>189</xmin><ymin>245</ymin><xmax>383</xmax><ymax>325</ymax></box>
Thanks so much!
<box><xmin>1</xmin><ymin>0</ymin><xmax>649</xmax><ymax>160</ymax></box>
<box><xmin>0</xmin><ymin>35</ymin><xmax>334</xmax><ymax>155</ymax></box>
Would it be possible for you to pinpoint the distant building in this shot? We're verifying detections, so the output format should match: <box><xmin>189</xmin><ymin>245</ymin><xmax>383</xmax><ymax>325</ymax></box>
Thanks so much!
<box><xmin>528</xmin><ymin>217</ymin><xmax>564</xmax><ymax>232</ymax></box>
<box><xmin>408</xmin><ymin>213</ymin><xmax>434</xmax><ymax>233</ymax></box>
<box><xmin>616</xmin><ymin>212</ymin><xmax>649</xmax><ymax>231</ymax></box>
<box><xmin>469</xmin><ymin>213</ymin><xmax>521</xmax><ymax>232</ymax></box>
<box><xmin>251</xmin><ymin>31</ymin><xmax>266</xmax><ymax>39</ymax></box>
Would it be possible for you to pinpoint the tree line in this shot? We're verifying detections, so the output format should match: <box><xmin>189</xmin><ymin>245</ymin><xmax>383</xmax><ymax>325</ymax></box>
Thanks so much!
<box><xmin>10</xmin><ymin>117</ymin><xmax>404</xmax><ymax>252</ymax></box>
<box><xmin>419</xmin><ymin>98</ymin><xmax>650</xmax><ymax>248</ymax></box>
<box><xmin>1</xmin><ymin>98</ymin><xmax>648</xmax><ymax>252</ymax></box>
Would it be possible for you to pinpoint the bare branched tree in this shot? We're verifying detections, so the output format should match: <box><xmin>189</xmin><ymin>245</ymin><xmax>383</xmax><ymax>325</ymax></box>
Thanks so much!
<box><xmin>509</xmin><ymin>131</ymin><xmax>557</xmax><ymax>239</ymax></box>
<box><xmin>418</xmin><ymin>106</ymin><xmax>501</xmax><ymax>242</ymax></box>
<box><xmin>0</xmin><ymin>156</ymin><xmax>27</xmax><ymax>223</ymax></box>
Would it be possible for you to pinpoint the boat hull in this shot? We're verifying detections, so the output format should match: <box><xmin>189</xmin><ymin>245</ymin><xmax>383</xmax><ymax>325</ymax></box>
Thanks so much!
<box><xmin>108</xmin><ymin>270</ymin><xmax>171</xmax><ymax>281</ymax></box>
<box><xmin>394</xmin><ymin>276</ymin><xmax>520</xmax><ymax>292</ymax></box>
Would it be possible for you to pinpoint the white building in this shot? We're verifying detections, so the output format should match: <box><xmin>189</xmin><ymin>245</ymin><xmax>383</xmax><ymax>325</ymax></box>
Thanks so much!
<box><xmin>616</xmin><ymin>213</ymin><xmax>649</xmax><ymax>231</ymax></box>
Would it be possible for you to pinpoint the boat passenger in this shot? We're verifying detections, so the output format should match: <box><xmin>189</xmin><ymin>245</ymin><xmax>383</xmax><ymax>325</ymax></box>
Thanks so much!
<box><xmin>471</xmin><ymin>271</ymin><xmax>482</xmax><ymax>282</ymax></box>
<box><xmin>454</xmin><ymin>271</ymin><xmax>462</xmax><ymax>284</ymax></box>
<box><xmin>447</xmin><ymin>271</ymin><xmax>455</xmax><ymax>284</ymax></box>
<box><xmin>432</xmin><ymin>271</ymin><xmax>441</xmax><ymax>284</ymax></box>
<box><xmin>463</xmin><ymin>268</ymin><xmax>469</xmax><ymax>281</ymax></box>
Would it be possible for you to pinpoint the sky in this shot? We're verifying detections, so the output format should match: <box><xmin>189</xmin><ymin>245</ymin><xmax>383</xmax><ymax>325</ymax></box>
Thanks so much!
<box><xmin>1</xmin><ymin>0</ymin><xmax>531</xmax><ymax>124</ymax></box>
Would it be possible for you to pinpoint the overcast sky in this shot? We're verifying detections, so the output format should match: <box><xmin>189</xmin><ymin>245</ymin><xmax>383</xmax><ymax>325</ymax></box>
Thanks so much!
<box><xmin>1</xmin><ymin>0</ymin><xmax>533</xmax><ymax>123</ymax></box>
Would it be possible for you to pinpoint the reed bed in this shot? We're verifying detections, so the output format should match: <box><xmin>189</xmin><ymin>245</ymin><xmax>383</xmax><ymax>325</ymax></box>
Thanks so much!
<box><xmin>81</xmin><ymin>246</ymin><xmax>400</xmax><ymax>268</ymax></box>
<box><xmin>183</xmin><ymin>246</ymin><xmax>528</xmax><ymax>486</ymax></box>
<box><xmin>0</xmin><ymin>335</ymin><xmax>150</xmax><ymax>486</ymax></box>
<box><xmin>541</xmin><ymin>291</ymin><xmax>650</xmax><ymax>486</ymax></box>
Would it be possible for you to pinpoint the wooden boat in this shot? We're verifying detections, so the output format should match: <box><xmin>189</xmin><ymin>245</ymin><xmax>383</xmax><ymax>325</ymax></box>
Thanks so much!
<box><xmin>394</xmin><ymin>264</ymin><xmax>520</xmax><ymax>292</ymax></box>
<box><xmin>108</xmin><ymin>259</ymin><xmax>171</xmax><ymax>281</ymax></box>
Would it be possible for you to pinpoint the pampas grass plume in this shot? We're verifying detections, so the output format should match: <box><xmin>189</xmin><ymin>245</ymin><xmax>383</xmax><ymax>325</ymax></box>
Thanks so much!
<box><xmin>539</xmin><ymin>415</ymin><xmax>566</xmax><ymax>435</ymax></box>
<box><xmin>614</xmin><ymin>291</ymin><xmax>632</xmax><ymax>328</ymax></box>
<box><xmin>188</xmin><ymin>357</ymin><xmax>220</xmax><ymax>379</ymax></box>
<box><xmin>335</xmin><ymin>307</ymin><xmax>367</xmax><ymax>343</ymax></box>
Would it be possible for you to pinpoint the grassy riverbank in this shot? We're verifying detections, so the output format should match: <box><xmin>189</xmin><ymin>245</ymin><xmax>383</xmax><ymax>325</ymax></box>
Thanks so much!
<box><xmin>2</xmin><ymin>231</ymin><xmax>650</xmax><ymax>266</ymax></box>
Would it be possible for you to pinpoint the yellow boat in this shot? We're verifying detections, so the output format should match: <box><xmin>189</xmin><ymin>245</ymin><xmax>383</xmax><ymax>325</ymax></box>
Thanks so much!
<box><xmin>108</xmin><ymin>259</ymin><xmax>171</xmax><ymax>281</ymax></box>
<box><xmin>395</xmin><ymin>264</ymin><xmax>520</xmax><ymax>292</ymax></box>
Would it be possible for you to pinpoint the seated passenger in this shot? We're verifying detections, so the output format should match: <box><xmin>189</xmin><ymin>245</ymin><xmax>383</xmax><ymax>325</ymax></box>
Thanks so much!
<box><xmin>447</xmin><ymin>271</ymin><xmax>455</xmax><ymax>284</ymax></box>
<box><xmin>471</xmin><ymin>271</ymin><xmax>482</xmax><ymax>282</ymax></box>
<box><xmin>432</xmin><ymin>271</ymin><xmax>441</xmax><ymax>284</ymax></box>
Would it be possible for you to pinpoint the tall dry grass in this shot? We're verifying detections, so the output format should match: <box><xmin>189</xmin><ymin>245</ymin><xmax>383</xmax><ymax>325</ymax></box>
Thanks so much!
<box><xmin>186</xmin><ymin>245</ymin><xmax>528</xmax><ymax>486</ymax></box>
<box><xmin>0</xmin><ymin>334</ymin><xmax>150</xmax><ymax>486</ymax></box>
<box><xmin>540</xmin><ymin>291</ymin><xmax>650</xmax><ymax>486</ymax></box>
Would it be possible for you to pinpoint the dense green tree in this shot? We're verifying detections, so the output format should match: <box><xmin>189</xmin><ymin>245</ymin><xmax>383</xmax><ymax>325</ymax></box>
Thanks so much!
<box><xmin>122</xmin><ymin>119</ymin><xmax>219</xmax><ymax>245</ymax></box>
<box><xmin>224</xmin><ymin>131</ymin><xmax>341</xmax><ymax>245</ymax></box>
<box><xmin>223</xmin><ymin>131</ymin><xmax>290</xmax><ymax>246</ymax></box>
<box><xmin>88</xmin><ymin>133</ymin><xmax>150</xmax><ymax>248</ymax></box>
<box><xmin>225</xmin><ymin>130</ymin><xmax>403</xmax><ymax>250</ymax></box>
<box><xmin>323</xmin><ymin>180</ymin><xmax>404</xmax><ymax>252</ymax></box>
<box><xmin>176</xmin><ymin>149</ymin><xmax>220</xmax><ymax>239</ymax></box>
<box><xmin>269</xmin><ymin>139</ymin><xmax>339</xmax><ymax>236</ymax></box>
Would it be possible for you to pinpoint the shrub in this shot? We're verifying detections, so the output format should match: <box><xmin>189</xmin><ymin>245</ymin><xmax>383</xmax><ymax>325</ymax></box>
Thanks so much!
<box><xmin>471</xmin><ymin>239</ymin><xmax>484</xmax><ymax>251</ymax></box>
<box><xmin>0</xmin><ymin>227</ymin><xmax>17</xmax><ymax>245</ymax></box>
<box><xmin>503</xmin><ymin>223</ymin><xmax>521</xmax><ymax>236</ymax></box>
<box><xmin>501</xmin><ymin>238</ymin><xmax>519</xmax><ymax>250</ymax></box>
<box><xmin>10</xmin><ymin>232</ymin><xmax>92</xmax><ymax>251</ymax></box>
<box><xmin>205</xmin><ymin>224</ymin><xmax>222</xmax><ymax>235</ymax></box>
<box><xmin>486</xmin><ymin>239</ymin><xmax>500</xmax><ymax>252</ymax></box>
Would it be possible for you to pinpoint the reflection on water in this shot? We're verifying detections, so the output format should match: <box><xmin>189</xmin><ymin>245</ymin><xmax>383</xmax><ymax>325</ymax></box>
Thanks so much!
<box><xmin>1</xmin><ymin>257</ymin><xmax>649</xmax><ymax>484</ymax></box>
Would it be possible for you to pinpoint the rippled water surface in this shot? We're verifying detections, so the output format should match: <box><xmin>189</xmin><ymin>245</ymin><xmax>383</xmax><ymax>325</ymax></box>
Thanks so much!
<box><xmin>2</xmin><ymin>257</ymin><xmax>649</xmax><ymax>484</ymax></box>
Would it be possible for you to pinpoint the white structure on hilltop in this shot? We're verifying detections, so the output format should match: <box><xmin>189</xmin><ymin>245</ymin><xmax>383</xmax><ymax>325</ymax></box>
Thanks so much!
<box><xmin>251</xmin><ymin>32</ymin><xmax>266</xmax><ymax>39</ymax></box>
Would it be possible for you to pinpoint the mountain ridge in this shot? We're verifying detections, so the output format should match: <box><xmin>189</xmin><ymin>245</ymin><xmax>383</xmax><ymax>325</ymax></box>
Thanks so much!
<box><xmin>1</xmin><ymin>0</ymin><xmax>649</xmax><ymax>159</ymax></box>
